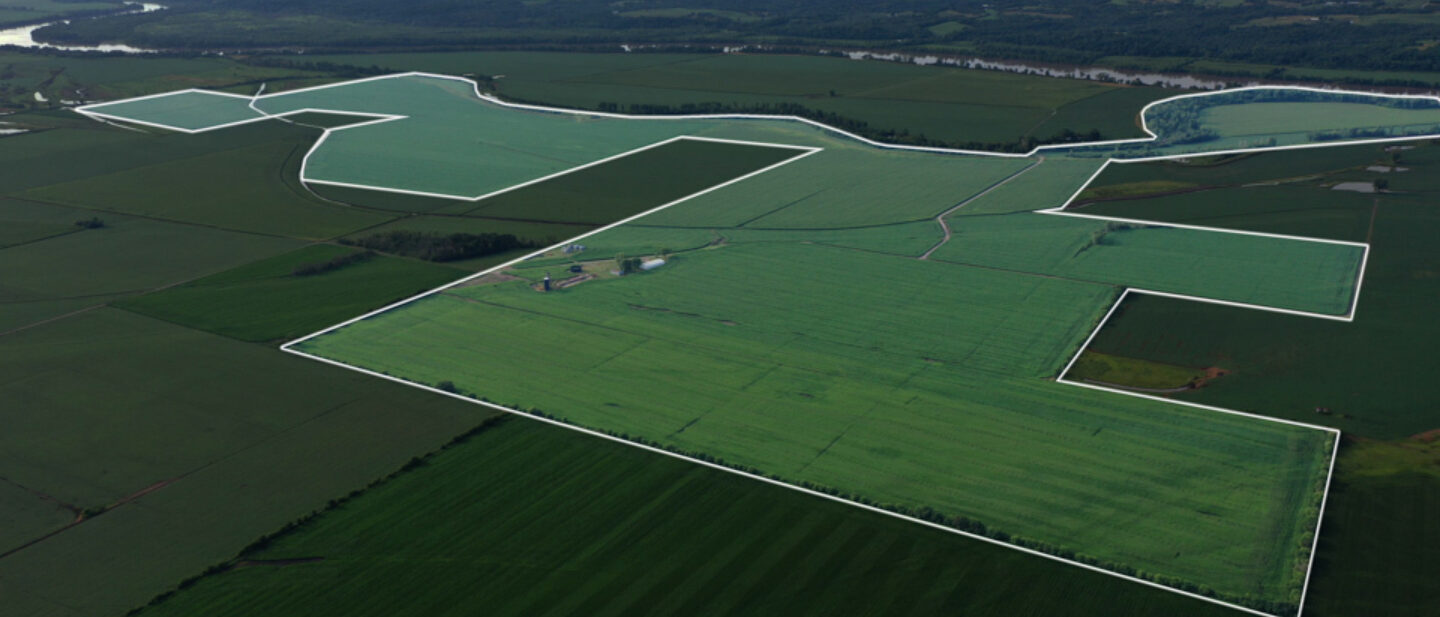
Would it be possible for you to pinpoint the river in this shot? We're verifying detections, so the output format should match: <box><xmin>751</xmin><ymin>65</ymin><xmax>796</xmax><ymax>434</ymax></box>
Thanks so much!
<box><xmin>0</xmin><ymin>2</ymin><xmax>164</xmax><ymax>54</ymax></box>
<box><xmin>844</xmin><ymin>50</ymin><xmax>1243</xmax><ymax>90</ymax></box>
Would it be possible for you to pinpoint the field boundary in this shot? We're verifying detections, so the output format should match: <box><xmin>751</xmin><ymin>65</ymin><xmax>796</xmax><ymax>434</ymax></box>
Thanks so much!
<box><xmin>69</xmin><ymin>71</ymin><xmax>1406</xmax><ymax>617</ymax></box>
<box><xmin>75</xmin><ymin>70</ymin><xmax>1440</xmax><ymax>160</ymax></box>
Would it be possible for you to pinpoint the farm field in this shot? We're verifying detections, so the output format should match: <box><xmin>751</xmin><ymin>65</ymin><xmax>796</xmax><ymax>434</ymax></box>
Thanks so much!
<box><xmin>1201</xmin><ymin>103</ymin><xmax>1440</xmax><ymax>140</ymax></box>
<box><xmin>1303</xmin><ymin>438</ymin><xmax>1440</xmax><ymax>617</ymax></box>
<box><xmin>0</xmin><ymin>51</ymin><xmax>328</xmax><ymax>111</ymax></box>
<box><xmin>129</xmin><ymin>418</ymin><xmax>1242</xmax><ymax>617</ymax></box>
<box><xmin>21</xmin><ymin>122</ymin><xmax>395</xmax><ymax>239</ymax></box>
<box><xmin>81</xmin><ymin>90</ymin><xmax>265</xmax><ymax>131</ymax></box>
<box><xmin>0</xmin><ymin>308</ymin><xmax>498</xmax><ymax>616</ymax></box>
<box><xmin>1068</xmin><ymin>140</ymin><xmax>1440</xmax><ymax>438</ymax></box>
<box><xmin>286</xmin><ymin>51</ymin><xmax>1172</xmax><ymax>148</ymax></box>
<box><xmin>3</xmin><ymin>64</ymin><xmax>995</xmax><ymax>617</ymax></box>
<box><xmin>26</xmin><ymin>64</ymin><xmax>1440</xmax><ymax>617</ymax></box>
<box><xmin>1057</xmin><ymin>90</ymin><xmax>1440</xmax><ymax>160</ymax></box>
<box><xmin>70</xmin><ymin>72</ymin><xmax>1418</xmax><ymax>611</ymax></box>
<box><xmin>297</xmin><ymin>236</ymin><xmax>1335</xmax><ymax>609</ymax></box>
<box><xmin>1077</xmin><ymin>140</ymin><xmax>1398</xmax><ymax>201</ymax></box>
<box><xmin>1063</xmin><ymin>141</ymin><xmax>1440</xmax><ymax>616</ymax></box>
<box><xmin>115</xmin><ymin>245</ymin><xmax>467</xmax><ymax>343</ymax></box>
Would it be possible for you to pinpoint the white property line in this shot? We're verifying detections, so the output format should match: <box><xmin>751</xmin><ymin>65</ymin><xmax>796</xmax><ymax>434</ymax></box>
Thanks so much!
<box><xmin>71</xmin><ymin>71</ymin><xmax>1401</xmax><ymax>617</ymax></box>
<box><xmin>74</xmin><ymin>70</ymin><xmax>1440</xmax><ymax>159</ymax></box>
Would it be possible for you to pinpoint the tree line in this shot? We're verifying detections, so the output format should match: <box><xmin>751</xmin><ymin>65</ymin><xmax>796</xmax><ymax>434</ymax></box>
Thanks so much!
<box><xmin>340</xmin><ymin>231</ymin><xmax>538</xmax><ymax>262</ymax></box>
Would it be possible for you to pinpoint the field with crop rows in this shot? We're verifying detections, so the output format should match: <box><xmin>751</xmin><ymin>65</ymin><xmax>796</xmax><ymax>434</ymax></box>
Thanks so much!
<box><xmin>130</xmin><ymin>418</ymin><xmax>1245</xmax><ymax>617</ymax></box>
<box><xmin>1067</xmin><ymin>140</ymin><xmax>1440</xmax><ymax>439</ymax></box>
<box><xmin>1063</xmin><ymin>140</ymin><xmax>1440</xmax><ymax>616</ymax></box>
<box><xmin>116</xmin><ymin>245</ymin><xmax>466</xmax><ymax>342</ymax></box>
<box><xmin>50</xmin><ymin>73</ymin><xmax>1438</xmax><ymax>615</ymax></box>
<box><xmin>297</xmin><ymin>236</ymin><xmax>1334</xmax><ymax>607</ymax></box>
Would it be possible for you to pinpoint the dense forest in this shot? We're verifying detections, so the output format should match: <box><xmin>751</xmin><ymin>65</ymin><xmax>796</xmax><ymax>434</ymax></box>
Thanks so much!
<box><xmin>29</xmin><ymin>0</ymin><xmax>1440</xmax><ymax>74</ymax></box>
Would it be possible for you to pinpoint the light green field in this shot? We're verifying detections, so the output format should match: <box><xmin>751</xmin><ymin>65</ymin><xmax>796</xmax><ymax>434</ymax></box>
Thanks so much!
<box><xmin>257</xmin><ymin>76</ymin><xmax>715</xmax><ymax>198</ymax></box>
<box><xmin>951</xmin><ymin>156</ymin><xmax>1106</xmax><ymax>215</ymax></box>
<box><xmin>82</xmin><ymin>90</ymin><xmax>265</xmax><ymax>131</ymax></box>
<box><xmin>1202</xmin><ymin>102</ymin><xmax>1440</xmax><ymax>138</ymax></box>
<box><xmin>637</xmin><ymin>145</ymin><xmax>1030</xmax><ymax>228</ymax></box>
<box><xmin>296</xmin><ymin>240</ymin><xmax>1330</xmax><ymax>607</ymax></box>
<box><xmin>929</xmin><ymin>213</ymin><xmax>1363</xmax><ymax>315</ymax></box>
<box><xmin>88</xmin><ymin>74</ymin><xmax>1399</xmax><ymax>611</ymax></box>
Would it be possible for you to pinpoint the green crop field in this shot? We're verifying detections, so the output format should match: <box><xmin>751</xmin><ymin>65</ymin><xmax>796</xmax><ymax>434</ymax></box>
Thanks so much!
<box><xmin>81</xmin><ymin>90</ymin><xmax>264</xmax><ymax>131</ymax></box>
<box><xmin>1201</xmin><ymin>102</ymin><xmax>1440</xmax><ymax>140</ymax></box>
<box><xmin>1078</xmin><ymin>140</ymin><xmax>1401</xmax><ymax>200</ymax></box>
<box><xmin>22</xmin><ymin>122</ymin><xmax>395</xmax><ymax>239</ymax></box>
<box><xmin>62</xmin><ymin>73</ymin><xmax>1403</xmax><ymax>611</ymax></box>
<box><xmin>296</xmin><ymin>237</ymin><xmax>1334</xmax><ymax>608</ymax></box>
<box><xmin>287</xmin><ymin>51</ymin><xmax>1174</xmax><ymax>147</ymax></box>
<box><xmin>951</xmin><ymin>156</ymin><xmax>1105</xmax><ymax>215</ymax></box>
<box><xmin>457</xmin><ymin>138</ymin><xmax>807</xmax><ymax>224</ymax></box>
<box><xmin>0</xmin><ymin>51</ymin><xmax>329</xmax><ymax>111</ymax></box>
<box><xmin>115</xmin><ymin>245</ymin><xmax>467</xmax><ymax>343</ymax></box>
<box><xmin>1062</xmin><ymin>140</ymin><xmax>1440</xmax><ymax>617</ymax></box>
<box><xmin>0</xmin><ymin>308</ymin><xmax>499</xmax><ymax>616</ymax></box>
<box><xmin>928</xmin><ymin>212</ymin><xmax>1362</xmax><ymax>315</ymax></box>
<box><xmin>1057</xmin><ymin>90</ymin><xmax>1440</xmax><ymax>159</ymax></box>
<box><xmin>1303</xmin><ymin>438</ymin><xmax>1440</xmax><ymax>617</ymax></box>
<box><xmin>1067</xmin><ymin>139</ymin><xmax>1440</xmax><ymax>440</ymax></box>
<box><xmin>48</xmin><ymin>71</ymin><xmax>1440</xmax><ymax>615</ymax></box>
<box><xmin>0</xmin><ymin>199</ymin><xmax>301</xmax><ymax>323</ymax></box>
<box><xmin>129</xmin><ymin>418</ymin><xmax>1242</xmax><ymax>617</ymax></box>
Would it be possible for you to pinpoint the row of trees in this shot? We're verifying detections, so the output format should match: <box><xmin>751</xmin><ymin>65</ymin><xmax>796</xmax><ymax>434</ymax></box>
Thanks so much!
<box><xmin>291</xmin><ymin>250</ymin><xmax>373</xmax><ymax>276</ymax></box>
<box><xmin>32</xmin><ymin>0</ymin><xmax>1440</xmax><ymax>75</ymax></box>
<box><xmin>587</xmin><ymin>99</ymin><xmax>1105</xmax><ymax>153</ymax></box>
<box><xmin>340</xmin><ymin>231</ymin><xmax>537</xmax><ymax>262</ymax></box>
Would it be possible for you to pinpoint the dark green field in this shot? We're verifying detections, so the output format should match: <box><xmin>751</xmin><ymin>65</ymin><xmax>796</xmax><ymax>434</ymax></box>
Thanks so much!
<box><xmin>5</xmin><ymin>48</ymin><xmax>1432</xmax><ymax>617</ymax></box>
<box><xmin>131</xmin><ymin>417</ymin><xmax>1240</xmax><ymax>617</ymax></box>
<box><xmin>116</xmin><ymin>244</ymin><xmax>466</xmax><ymax>342</ymax></box>
<box><xmin>1304</xmin><ymin>437</ymin><xmax>1440</xmax><ymax>617</ymax></box>
<box><xmin>1064</xmin><ymin>140</ymin><xmax>1440</xmax><ymax>617</ymax></box>
<box><xmin>1070</xmin><ymin>141</ymin><xmax>1440</xmax><ymax>439</ymax></box>
<box><xmin>288</xmin><ymin>52</ymin><xmax>1170</xmax><ymax>149</ymax></box>
<box><xmin>458</xmin><ymin>138</ymin><xmax>806</xmax><ymax>224</ymax></box>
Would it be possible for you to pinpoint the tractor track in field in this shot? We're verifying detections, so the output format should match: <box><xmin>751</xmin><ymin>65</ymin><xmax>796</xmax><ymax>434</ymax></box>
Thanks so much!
<box><xmin>919</xmin><ymin>157</ymin><xmax>1043</xmax><ymax>260</ymax></box>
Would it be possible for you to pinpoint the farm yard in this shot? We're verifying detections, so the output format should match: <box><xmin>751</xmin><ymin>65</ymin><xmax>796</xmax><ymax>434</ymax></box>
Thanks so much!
<box><xmin>9</xmin><ymin>54</ymin><xmax>1440</xmax><ymax>617</ymax></box>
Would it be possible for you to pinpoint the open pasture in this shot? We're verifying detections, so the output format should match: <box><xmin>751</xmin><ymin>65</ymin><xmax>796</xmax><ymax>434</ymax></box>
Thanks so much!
<box><xmin>929</xmin><ymin>211</ymin><xmax>1363</xmax><ymax>316</ymax></box>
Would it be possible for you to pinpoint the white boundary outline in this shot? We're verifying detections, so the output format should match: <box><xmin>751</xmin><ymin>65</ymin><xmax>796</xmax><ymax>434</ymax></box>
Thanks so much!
<box><xmin>71</xmin><ymin>71</ymin><xmax>1416</xmax><ymax>617</ymax></box>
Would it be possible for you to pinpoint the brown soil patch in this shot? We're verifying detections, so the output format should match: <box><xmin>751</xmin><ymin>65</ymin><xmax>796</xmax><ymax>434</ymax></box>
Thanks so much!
<box><xmin>556</xmin><ymin>273</ymin><xmax>594</xmax><ymax>289</ymax></box>
<box><xmin>457</xmin><ymin>271</ymin><xmax>522</xmax><ymax>288</ymax></box>
<box><xmin>1191</xmin><ymin>366</ymin><xmax>1231</xmax><ymax>388</ymax></box>
<box><xmin>1411</xmin><ymin>428</ymin><xmax>1440</xmax><ymax>443</ymax></box>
